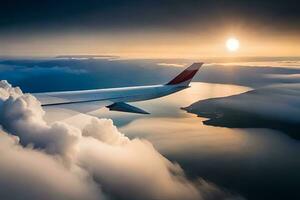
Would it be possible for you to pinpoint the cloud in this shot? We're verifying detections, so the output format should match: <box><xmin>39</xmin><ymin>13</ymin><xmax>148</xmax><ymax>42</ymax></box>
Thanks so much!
<box><xmin>190</xmin><ymin>83</ymin><xmax>300</xmax><ymax>123</ymax></box>
<box><xmin>0</xmin><ymin>80</ymin><xmax>241</xmax><ymax>200</ymax></box>
<box><xmin>82</xmin><ymin>118</ymin><xmax>129</xmax><ymax>145</ymax></box>
<box><xmin>78</xmin><ymin>137</ymin><xmax>201</xmax><ymax>200</ymax></box>
<box><xmin>0</xmin><ymin>130</ymin><xmax>102</xmax><ymax>200</ymax></box>
<box><xmin>184</xmin><ymin>83</ymin><xmax>300</xmax><ymax>139</ymax></box>
<box><xmin>0</xmin><ymin>81</ymin><xmax>80</xmax><ymax>163</ymax></box>
<box><xmin>198</xmin><ymin>63</ymin><xmax>300</xmax><ymax>88</ymax></box>
<box><xmin>264</xmin><ymin>73</ymin><xmax>300</xmax><ymax>83</ymax></box>
<box><xmin>157</xmin><ymin>62</ymin><xmax>187</xmax><ymax>67</ymax></box>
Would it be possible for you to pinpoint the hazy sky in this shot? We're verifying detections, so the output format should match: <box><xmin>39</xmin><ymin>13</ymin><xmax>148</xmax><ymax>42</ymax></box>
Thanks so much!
<box><xmin>1</xmin><ymin>0</ymin><xmax>300</xmax><ymax>57</ymax></box>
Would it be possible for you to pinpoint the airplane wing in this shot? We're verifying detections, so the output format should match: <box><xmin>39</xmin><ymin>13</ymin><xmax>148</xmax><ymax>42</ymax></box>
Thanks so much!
<box><xmin>34</xmin><ymin>62</ymin><xmax>203</xmax><ymax>115</ymax></box>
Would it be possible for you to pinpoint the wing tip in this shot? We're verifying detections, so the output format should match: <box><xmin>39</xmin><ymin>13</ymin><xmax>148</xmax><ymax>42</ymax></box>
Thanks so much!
<box><xmin>188</xmin><ymin>62</ymin><xmax>204</xmax><ymax>70</ymax></box>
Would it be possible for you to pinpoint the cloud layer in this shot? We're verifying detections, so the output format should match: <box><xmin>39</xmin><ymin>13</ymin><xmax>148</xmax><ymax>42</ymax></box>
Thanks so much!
<box><xmin>0</xmin><ymin>80</ymin><xmax>241</xmax><ymax>200</ymax></box>
<box><xmin>184</xmin><ymin>83</ymin><xmax>300</xmax><ymax>139</ymax></box>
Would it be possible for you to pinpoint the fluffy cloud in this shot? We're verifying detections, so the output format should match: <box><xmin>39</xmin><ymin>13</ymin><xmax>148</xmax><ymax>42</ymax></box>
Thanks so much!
<box><xmin>0</xmin><ymin>130</ymin><xmax>103</xmax><ymax>200</ymax></box>
<box><xmin>0</xmin><ymin>80</ymin><xmax>80</xmax><ymax>163</ymax></box>
<box><xmin>0</xmin><ymin>80</ymin><xmax>240</xmax><ymax>200</ymax></box>
<box><xmin>82</xmin><ymin>118</ymin><xmax>129</xmax><ymax>145</ymax></box>
<box><xmin>78</xmin><ymin>137</ymin><xmax>201</xmax><ymax>200</ymax></box>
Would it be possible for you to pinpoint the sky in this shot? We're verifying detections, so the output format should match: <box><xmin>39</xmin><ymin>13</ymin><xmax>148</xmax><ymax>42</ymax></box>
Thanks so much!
<box><xmin>1</xmin><ymin>1</ymin><xmax>300</xmax><ymax>199</ymax></box>
<box><xmin>1</xmin><ymin>0</ymin><xmax>300</xmax><ymax>57</ymax></box>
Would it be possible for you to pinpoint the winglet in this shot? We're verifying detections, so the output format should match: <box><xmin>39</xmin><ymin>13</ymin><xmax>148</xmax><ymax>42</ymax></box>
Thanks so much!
<box><xmin>166</xmin><ymin>63</ymin><xmax>203</xmax><ymax>86</ymax></box>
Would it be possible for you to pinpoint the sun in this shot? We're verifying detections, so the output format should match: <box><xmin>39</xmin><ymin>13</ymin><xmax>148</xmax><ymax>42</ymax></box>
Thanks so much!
<box><xmin>226</xmin><ymin>38</ymin><xmax>240</xmax><ymax>52</ymax></box>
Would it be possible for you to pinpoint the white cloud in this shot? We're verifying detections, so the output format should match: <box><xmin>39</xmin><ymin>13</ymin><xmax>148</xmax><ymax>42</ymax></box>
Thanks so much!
<box><xmin>0</xmin><ymin>81</ymin><xmax>80</xmax><ymax>163</ymax></box>
<box><xmin>0</xmin><ymin>130</ymin><xmax>103</xmax><ymax>200</ymax></box>
<box><xmin>82</xmin><ymin>118</ymin><xmax>129</xmax><ymax>145</ymax></box>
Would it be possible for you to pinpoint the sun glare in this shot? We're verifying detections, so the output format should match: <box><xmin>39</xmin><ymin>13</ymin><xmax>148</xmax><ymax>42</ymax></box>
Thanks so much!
<box><xmin>226</xmin><ymin>38</ymin><xmax>240</xmax><ymax>52</ymax></box>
